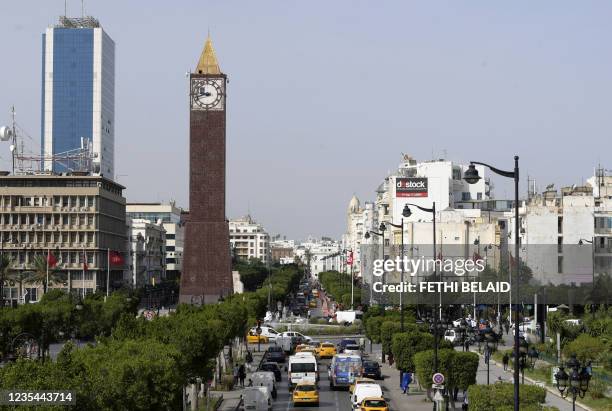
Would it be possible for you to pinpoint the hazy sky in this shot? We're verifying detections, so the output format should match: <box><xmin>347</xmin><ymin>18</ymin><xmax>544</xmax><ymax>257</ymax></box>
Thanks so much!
<box><xmin>1</xmin><ymin>1</ymin><xmax>611</xmax><ymax>240</ymax></box>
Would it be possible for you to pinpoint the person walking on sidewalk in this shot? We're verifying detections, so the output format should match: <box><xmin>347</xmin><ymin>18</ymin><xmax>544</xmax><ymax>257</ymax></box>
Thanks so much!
<box><xmin>233</xmin><ymin>364</ymin><xmax>239</xmax><ymax>387</ymax></box>
<box><xmin>502</xmin><ymin>352</ymin><xmax>509</xmax><ymax>371</ymax></box>
<box><xmin>238</xmin><ymin>364</ymin><xmax>246</xmax><ymax>388</ymax></box>
<box><xmin>400</xmin><ymin>371</ymin><xmax>412</xmax><ymax>394</ymax></box>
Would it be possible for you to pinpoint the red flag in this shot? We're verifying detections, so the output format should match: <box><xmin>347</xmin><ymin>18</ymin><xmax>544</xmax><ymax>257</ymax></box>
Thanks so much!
<box><xmin>437</xmin><ymin>251</ymin><xmax>443</xmax><ymax>261</ymax></box>
<box><xmin>509</xmin><ymin>252</ymin><xmax>516</xmax><ymax>267</ymax></box>
<box><xmin>346</xmin><ymin>251</ymin><xmax>353</xmax><ymax>266</ymax></box>
<box><xmin>473</xmin><ymin>252</ymin><xmax>483</xmax><ymax>261</ymax></box>
<box><xmin>47</xmin><ymin>251</ymin><xmax>57</xmax><ymax>268</ymax></box>
<box><xmin>110</xmin><ymin>251</ymin><xmax>124</xmax><ymax>265</ymax></box>
<box><xmin>83</xmin><ymin>249</ymin><xmax>88</xmax><ymax>271</ymax></box>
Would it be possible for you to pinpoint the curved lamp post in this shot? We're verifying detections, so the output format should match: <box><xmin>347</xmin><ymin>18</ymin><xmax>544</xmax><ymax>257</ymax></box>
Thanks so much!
<box><xmin>464</xmin><ymin>156</ymin><xmax>520</xmax><ymax>411</ymax></box>
<box><xmin>555</xmin><ymin>354</ymin><xmax>590</xmax><ymax>411</ymax></box>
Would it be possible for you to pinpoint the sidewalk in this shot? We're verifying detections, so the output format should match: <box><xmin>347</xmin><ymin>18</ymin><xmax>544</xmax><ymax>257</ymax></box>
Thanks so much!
<box><xmin>368</xmin><ymin>344</ymin><xmax>437</xmax><ymax>411</ymax></box>
<box><xmin>214</xmin><ymin>345</ymin><xmax>268</xmax><ymax>411</ymax></box>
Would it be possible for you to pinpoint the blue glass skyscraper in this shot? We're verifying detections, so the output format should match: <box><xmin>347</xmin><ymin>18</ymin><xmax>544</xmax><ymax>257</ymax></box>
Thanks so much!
<box><xmin>41</xmin><ymin>16</ymin><xmax>115</xmax><ymax>178</ymax></box>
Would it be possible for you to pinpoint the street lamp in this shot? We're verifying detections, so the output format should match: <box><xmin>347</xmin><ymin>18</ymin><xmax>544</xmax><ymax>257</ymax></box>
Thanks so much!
<box><xmin>464</xmin><ymin>156</ymin><xmax>521</xmax><ymax>411</ymax></box>
<box><xmin>555</xmin><ymin>354</ymin><xmax>590</xmax><ymax>411</ymax></box>
<box><xmin>365</xmin><ymin>223</ymin><xmax>387</xmax><ymax>362</ymax></box>
<box><xmin>404</xmin><ymin>201</ymin><xmax>438</xmax><ymax>373</ymax></box>
<box><xmin>385</xmin><ymin>204</ymin><xmax>411</xmax><ymax>331</ymax></box>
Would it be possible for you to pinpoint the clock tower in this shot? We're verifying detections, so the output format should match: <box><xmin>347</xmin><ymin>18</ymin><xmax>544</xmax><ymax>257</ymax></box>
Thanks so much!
<box><xmin>179</xmin><ymin>36</ymin><xmax>233</xmax><ymax>304</ymax></box>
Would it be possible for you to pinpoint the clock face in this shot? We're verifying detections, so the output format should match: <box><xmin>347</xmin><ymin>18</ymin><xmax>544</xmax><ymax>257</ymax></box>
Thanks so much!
<box><xmin>191</xmin><ymin>78</ymin><xmax>225</xmax><ymax>110</ymax></box>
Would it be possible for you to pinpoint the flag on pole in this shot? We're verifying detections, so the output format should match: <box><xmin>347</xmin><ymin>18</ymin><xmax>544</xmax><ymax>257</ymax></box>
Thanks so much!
<box><xmin>472</xmin><ymin>252</ymin><xmax>483</xmax><ymax>261</ymax></box>
<box><xmin>509</xmin><ymin>252</ymin><xmax>516</xmax><ymax>268</ymax></box>
<box><xmin>83</xmin><ymin>249</ymin><xmax>88</xmax><ymax>271</ymax></box>
<box><xmin>47</xmin><ymin>250</ymin><xmax>57</xmax><ymax>268</ymax></box>
<box><xmin>346</xmin><ymin>250</ymin><xmax>354</xmax><ymax>266</ymax></box>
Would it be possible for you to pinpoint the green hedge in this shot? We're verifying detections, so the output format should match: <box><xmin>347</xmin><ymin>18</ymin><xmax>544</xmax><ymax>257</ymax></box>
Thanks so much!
<box><xmin>467</xmin><ymin>383</ymin><xmax>547</xmax><ymax>411</ymax></box>
<box><xmin>391</xmin><ymin>331</ymin><xmax>434</xmax><ymax>372</ymax></box>
<box><xmin>414</xmin><ymin>349</ymin><xmax>479</xmax><ymax>392</ymax></box>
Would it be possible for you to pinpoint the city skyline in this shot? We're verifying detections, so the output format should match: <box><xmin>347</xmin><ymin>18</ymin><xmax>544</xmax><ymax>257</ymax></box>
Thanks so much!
<box><xmin>0</xmin><ymin>1</ymin><xmax>611</xmax><ymax>240</ymax></box>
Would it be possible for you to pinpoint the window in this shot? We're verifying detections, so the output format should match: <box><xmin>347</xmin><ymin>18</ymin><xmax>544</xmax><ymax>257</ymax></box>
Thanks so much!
<box><xmin>25</xmin><ymin>287</ymin><xmax>38</xmax><ymax>302</ymax></box>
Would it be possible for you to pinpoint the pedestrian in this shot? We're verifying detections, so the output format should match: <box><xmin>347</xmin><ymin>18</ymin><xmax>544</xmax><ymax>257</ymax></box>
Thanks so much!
<box><xmin>401</xmin><ymin>371</ymin><xmax>412</xmax><ymax>394</ymax></box>
<box><xmin>388</xmin><ymin>353</ymin><xmax>394</xmax><ymax>367</ymax></box>
<box><xmin>462</xmin><ymin>391</ymin><xmax>468</xmax><ymax>410</ymax></box>
<box><xmin>238</xmin><ymin>364</ymin><xmax>246</xmax><ymax>387</ymax></box>
<box><xmin>504</xmin><ymin>322</ymin><xmax>510</xmax><ymax>335</ymax></box>
<box><xmin>246</xmin><ymin>350</ymin><xmax>253</xmax><ymax>364</ymax></box>
<box><xmin>464</xmin><ymin>339</ymin><xmax>470</xmax><ymax>352</ymax></box>
<box><xmin>502</xmin><ymin>352</ymin><xmax>509</xmax><ymax>371</ymax></box>
<box><xmin>233</xmin><ymin>364</ymin><xmax>239</xmax><ymax>387</ymax></box>
<box><xmin>247</xmin><ymin>378</ymin><xmax>253</xmax><ymax>387</ymax></box>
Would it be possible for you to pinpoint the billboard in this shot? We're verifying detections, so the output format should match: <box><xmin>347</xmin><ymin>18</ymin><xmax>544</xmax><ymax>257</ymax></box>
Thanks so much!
<box><xmin>396</xmin><ymin>177</ymin><xmax>428</xmax><ymax>197</ymax></box>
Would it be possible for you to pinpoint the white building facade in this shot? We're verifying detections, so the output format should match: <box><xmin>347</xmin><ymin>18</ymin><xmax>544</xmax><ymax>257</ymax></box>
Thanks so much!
<box><xmin>126</xmin><ymin>218</ymin><xmax>166</xmax><ymax>288</ymax></box>
<box><xmin>229</xmin><ymin>215</ymin><xmax>270</xmax><ymax>263</ymax></box>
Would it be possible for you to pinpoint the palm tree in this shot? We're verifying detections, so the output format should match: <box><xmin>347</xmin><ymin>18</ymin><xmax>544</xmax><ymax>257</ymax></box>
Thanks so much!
<box><xmin>0</xmin><ymin>254</ymin><xmax>13</xmax><ymax>307</ymax></box>
<box><xmin>8</xmin><ymin>270</ymin><xmax>31</xmax><ymax>304</ymax></box>
<box><xmin>25</xmin><ymin>255</ymin><xmax>66</xmax><ymax>294</ymax></box>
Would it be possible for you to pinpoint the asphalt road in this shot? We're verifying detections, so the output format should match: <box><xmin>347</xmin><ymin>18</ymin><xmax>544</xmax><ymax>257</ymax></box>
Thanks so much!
<box><xmin>269</xmin><ymin>338</ymin><xmax>355</xmax><ymax>411</ymax></box>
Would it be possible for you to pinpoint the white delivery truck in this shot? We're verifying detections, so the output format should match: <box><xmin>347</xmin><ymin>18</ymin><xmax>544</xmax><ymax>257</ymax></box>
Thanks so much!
<box><xmin>241</xmin><ymin>386</ymin><xmax>272</xmax><ymax>411</ymax></box>
<box><xmin>335</xmin><ymin>310</ymin><xmax>363</xmax><ymax>324</ymax></box>
<box><xmin>250</xmin><ymin>371</ymin><xmax>277</xmax><ymax>399</ymax></box>
<box><xmin>287</xmin><ymin>352</ymin><xmax>318</xmax><ymax>390</ymax></box>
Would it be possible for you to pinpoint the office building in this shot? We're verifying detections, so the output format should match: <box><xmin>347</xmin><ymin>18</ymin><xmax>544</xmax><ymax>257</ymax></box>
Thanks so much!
<box><xmin>41</xmin><ymin>16</ymin><xmax>115</xmax><ymax>178</ymax></box>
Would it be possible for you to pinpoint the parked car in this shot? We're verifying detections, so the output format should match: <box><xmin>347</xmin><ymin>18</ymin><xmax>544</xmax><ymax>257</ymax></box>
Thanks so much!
<box><xmin>361</xmin><ymin>360</ymin><xmax>382</xmax><ymax>380</ymax></box>
<box><xmin>247</xmin><ymin>330</ymin><xmax>269</xmax><ymax>344</ymax></box>
<box><xmin>259</xmin><ymin>362</ymin><xmax>282</xmax><ymax>382</ymax></box>
<box><xmin>265</xmin><ymin>346</ymin><xmax>286</xmax><ymax>363</ymax></box>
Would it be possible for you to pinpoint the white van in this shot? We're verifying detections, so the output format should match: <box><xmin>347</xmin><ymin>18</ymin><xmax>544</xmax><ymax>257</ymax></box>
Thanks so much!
<box><xmin>250</xmin><ymin>371</ymin><xmax>277</xmax><ymax>399</ymax></box>
<box><xmin>351</xmin><ymin>383</ymin><xmax>383</xmax><ymax>410</ymax></box>
<box><xmin>249</xmin><ymin>326</ymin><xmax>280</xmax><ymax>341</ymax></box>
<box><xmin>288</xmin><ymin>352</ymin><xmax>318</xmax><ymax>389</ymax></box>
<box><xmin>242</xmin><ymin>386</ymin><xmax>271</xmax><ymax>411</ymax></box>
<box><xmin>444</xmin><ymin>329</ymin><xmax>459</xmax><ymax>345</ymax></box>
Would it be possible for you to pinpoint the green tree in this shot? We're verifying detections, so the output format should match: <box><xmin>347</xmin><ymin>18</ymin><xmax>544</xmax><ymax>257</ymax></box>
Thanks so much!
<box><xmin>0</xmin><ymin>254</ymin><xmax>13</xmax><ymax>307</ymax></box>
<box><xmin>563</xmin><ymin>333</ymin><xmax>606</xmax><ymax>363</ymax></box>
<box><xmin>391</xmin><ymin>331</ymin><xmax>434</xmax><ymax>372</ymax></box>
<box><xmin>467</xmin><ymin>383</ymin><xmax>547</xmax><ymax>411</ymax></box>
<box><xmin>25</xmin><ymin>255</ymin><xmax>66</xmax><ymax>293</ymax></box>
<box><xmin>380</xmin><ymin>321</ymin><xmax>401</xmax><ymax>357</ymax></box>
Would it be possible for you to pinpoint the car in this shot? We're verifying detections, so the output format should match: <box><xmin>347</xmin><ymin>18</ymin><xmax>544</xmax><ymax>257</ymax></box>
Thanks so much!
<box><xmin>242</xmin><ymin>386</ymin><xmax>272</xmax><ymax>411</ymax></box>
<box><xmin>247</xmin><ymin>331</ymin><xmax>269</xmax><ymax>344</ymax></box>
<box><xmin>309</xmin><ymin>300</ymin><xmax>317</xmax><ymax>308</ymax></box>
<box><xmin>349</xmin><ymin>377</ymin><xmax>375</xmax><ymax>394</ymax></box>
<box><xmin>352</xmin><ymin>384</ymin><xmax>383</xmax><ymax>410</ymax></box>
<box><xmin>265</xmin><ymin>346</ymin><xmax>286</xmax><ymax>363</ymax></box>
<box><xmin>338</xmin><ymin>338</ymin><xmax>358</xmax><ymax>353</ymax></box>
<box><xmin>296</xmin><ymin>345</ymin><xmax>316</xmax><ymax>356</ymax></box>
<box><xmin>358</xmin><ymin>396</ymin><xmax>389</xmax><ymax>411</ymax></box>
<box><xmin>344</xmin><ymin>344</ymin><xmax>361</xmax><ymax>356</ymax></box>
<box><xmin>315</xmin><ymin>342</ymin><xmax>337</xmax><ymax>359</ymax></box>
<box><xmin>361</xmin><ymin>360</ymin><xmax>382</xmax><ymax>380</ymax></box>
<box><xmin>292</xmin><ymin>381</ymin><xmax>319</xmax><ymax>406</ymax></box>
<box><xmin>259</xmin><ymin>362</ymin><xmax>282</xmax><ymax>382</ymax></box>
<box><xmin>249</xmin><ymin>326</ymin><xmax>280</xmax><ymax>341</ymax></box>
<box><xmin>279</xmin><ymin>331</ymin><xmax>312</xmax><ymax>343</ymax></box>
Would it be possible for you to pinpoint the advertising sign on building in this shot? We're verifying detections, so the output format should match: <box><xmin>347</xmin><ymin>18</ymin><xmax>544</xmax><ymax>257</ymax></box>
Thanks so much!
<box><xmin>396</xmin><ymin>177</ymin><xmax>428</xmax><ymax>197</ymax></box>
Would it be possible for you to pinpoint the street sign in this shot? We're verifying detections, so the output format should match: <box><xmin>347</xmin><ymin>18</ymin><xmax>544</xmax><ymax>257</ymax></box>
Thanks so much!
<box><xmin>431</xmin><ymin>384</ymin><xmax>445</xmax><ymax>390</ymax></box>
<box><xmin>433</xmin><ymin>390</ymin><xmax>444</xmax><ymax>401</ymax></box>
<box><xmin>432</xmin><ymin>373</ymin><xmax>445</xmax><ymax>385</ymax></box>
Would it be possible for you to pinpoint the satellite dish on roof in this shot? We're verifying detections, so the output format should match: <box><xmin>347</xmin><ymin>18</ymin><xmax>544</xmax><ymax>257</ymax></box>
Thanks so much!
<box><xmin>0</xmin><ymin>126</ymin><xmax>13</xmax><ymax>141</ymax></box>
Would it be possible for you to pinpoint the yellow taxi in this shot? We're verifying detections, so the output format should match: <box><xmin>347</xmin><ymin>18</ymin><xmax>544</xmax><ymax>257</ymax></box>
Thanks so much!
<box><xmin>246</xmin><ymin>331</ymin><xmax>268</xmax><ymax>344</ymax></box>
<box><xmin>358</xmin><ymin>397</ymin><xmax>389</xmax><ymax>411</ymax></box>
<box><xmin>292</xmin><ymin>381</ymin><xmax>319</xmax><ymax>406</ymax></box>
<box><xmin>309</xmin><ymin>300</ymin><xmax>318</xmax><ymax>308</ymax></box>
<box><xmin>295</xmin><ymin>344</ymin><xmax>313</xmax><ymax>353</ymax></box>
<box><xmin>349</xmin><ymin>377</ymin><xmax>375</xmax><ymax>394</ymax></box>
<box><xmin>315</xmin><ymin>342</ymin><xmax>337</xmax><ymax>359</ymax></box>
